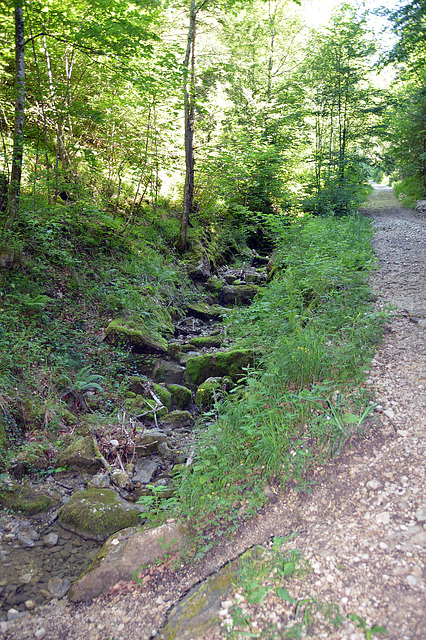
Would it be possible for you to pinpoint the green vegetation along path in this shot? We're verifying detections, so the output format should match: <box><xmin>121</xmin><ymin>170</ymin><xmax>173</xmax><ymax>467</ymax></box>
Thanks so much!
<box><xmin>5</xmin><ymin>186</ymin><xmax>426</xmax><ymax>640</ymax></box>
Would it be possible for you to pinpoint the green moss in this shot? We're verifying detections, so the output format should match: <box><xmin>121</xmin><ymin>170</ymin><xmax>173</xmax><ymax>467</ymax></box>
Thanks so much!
<box><xmin>195</xmin><ymin>378</ymin><xmax>222</xmax><ymax>408</ymax></box>
<box><xmin>190</xmin><ymin>335</ymin><xmax>223</xmax><ymax>349</ymax></box>
<box><xmin>185</xmin><ymin>349</ymin><xmax>254</xmax><ymax>387</ymax></box>
<box><xmin>161</xmin><ymin>410</ymin><xmax>194</xmax><ymax>429</ymax></box>
<box><xmin>56</xmin><ymin>436</ymin><xmax>103</xmax><ymax>473</ymax></box>
<box><xmin>0</xmin><ymin>483</ymin><xmax>56</xmax><ymax>514</ymax></box>
<box><xmin>167</xmin><ymin>384</ymin><xmax>192</xmax><ymax>410</ymax></box>
<box><xmin>152</xmin><ymin>384</ymin><xmax>172</xmax><ymax>410</ymax></box>
<box><xmin>59</xmin><ymin>489</ymin><xmax>142</xmax><ymax>541</ymax></box>
<box><xmin>105</xmin><ymin>317</ymin><xmax>167</xmax><ymax>354</ymax></box>
<box><xmin>186</xmin><ymin>303</ymin><xmax>229</xmax><ymax>321</ymax></box>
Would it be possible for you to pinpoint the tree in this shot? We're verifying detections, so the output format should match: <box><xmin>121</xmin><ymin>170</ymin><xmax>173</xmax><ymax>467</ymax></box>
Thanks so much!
<box><xmin>3</xmin><ymin>0</ymin><xmax>25</xmax><ymax>231</ymax></box>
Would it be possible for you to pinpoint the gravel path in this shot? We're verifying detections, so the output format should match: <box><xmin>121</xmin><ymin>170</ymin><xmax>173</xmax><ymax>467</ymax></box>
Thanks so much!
<box><xmin>3</xmin><ymin>186</ymin><xmax>425</xmax><ymax>640</ymax></box>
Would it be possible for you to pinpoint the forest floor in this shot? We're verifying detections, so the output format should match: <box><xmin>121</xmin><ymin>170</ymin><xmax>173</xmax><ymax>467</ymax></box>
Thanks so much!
<box><xmin>4</xmin><ymin>186</ymin><xmax>426</xmax><ymax>640</ymax></box>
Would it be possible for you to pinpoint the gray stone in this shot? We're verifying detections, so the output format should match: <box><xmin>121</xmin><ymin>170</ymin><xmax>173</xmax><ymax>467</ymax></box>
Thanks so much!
<box><xmin>18</xmin><ymin>534</ymin><xmax>35</xmax><ymax>548</ymax></box>
<box><xmin>110</xmin><ymin>470</ymin><xmax>130</xmax><ymax>489</ymax></box>
<box><xmin>415</xmin><ymin>506</ymin><xmax>426</xmax><ymax>522</ymax></box>
<box><xmin>7</xmin><ymin>608</ymin><xmax>21</xmax><ymax>621</ymax></box>
<box><xmin>221</xmin><ymin>284</ymin><xmax>261</xmax><ymax>306</ymax></box>
<box><xmin>158</xmin><ymin>442</ymin><xmax>174</xmax><ymax>459</ymax></box>
<box><xmin>160</xmin><ymin>410</ymin><xmax>194</xmax><ymax>430</ymax></box>
<box><xmin>87</xmin><ymin>473</ymin><xmax>111</xmax><ymax>489</ymax></box>
<box><xmin>153</xmin><ymin>360</ymin><xmax>185</xmax><ymax>386</ymax></box>
<box><xmin>133</xmin><ymin>429</ymin><xmax>168</xmax><ymax>457</ymax></box>
<box><xmin>47</xmin><ymin>576</ymin><xmax>71</xmax><ymax>599</ymax></box>
<box><xmin>367</xmin><ymin>479</ymin><xmax>382</xmax><ymax>490</ymax></box>
<box><xmin>68</xmin><ymin>522</ymin><xmax>189</xmax><ymax>603</ymax></box>
<box><xmin>133</xmin><ymin>459</ymin><xmax>157</xmax><ymax>485</ymax></box>
<box><xmin>0</xmin><ymin>621</ymin><xmax>8</xmax><ymax>634</ymax></box>
<box><xmin>34</xmin><ymin>628</ymin><xmax>47</xmax><ymax>639</ymax></box>
<box><xmin>43</xmin><ymin>533</ymin><xmax>58</xmax><ymax>548</ymax></box>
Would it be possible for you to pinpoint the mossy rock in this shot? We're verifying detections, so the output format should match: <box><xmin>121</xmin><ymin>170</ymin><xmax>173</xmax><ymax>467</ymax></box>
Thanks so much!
<box><xmin>133</xmin><ymin>428</ymin><xmax>169</xmax><ymax>457</ymax></box>
<box><xmin>190</xmin><ymin>335</ymin><xmax>223</xmax><ymax>349</ymax></box>
<box><xmin>195</xmin><ymin>377</ymin><xmax>222</xmax><ymax>408</ymax></box>
<box><xmin>151</xmin><ymin>384</ymin><xmax>172</xmax><ymax>410</ymax></box>
<box><xmin>184</xmin><ymin>349</ymin><xmax>254</xmax><ymax>387</ymax></box>
<box><xmin>168</xmin><ymin>341</ymin><xmax>182</xmax><ymax>360</ymax></box>
<box><xmin>59</xmin><ymin>488</ymin><xmax>144</xmax><ymax>542</ymax></box>
<box><xmin>0</xmin><ymin>482</ymin><xmax>56</xmax><ymax>515</ymax></box>
<box><xmin>160</xmin><ymin>411</ymin><xmax>194</xmax><ymax>430</ymax></box>
<box><xmin>185</xmin><ymin>243</ymin><xmax>211</xmax><ymax>281</ymax></box>
<box><xmin>105</xmin><ymin>317</ymin><xmax>167</xmax><ymax>354</ymax></box>
<box><xmin>56</xmin><ymin>436</ymin><xmax>103</xmax><ymax>474</ymax></box>
<box><xmin>186</xmin><ymin>303</ymin><xmax>229</xmax><ymax>321</ymax></box>
<box><xmin>205</xmin><ymin>276</ymin><xmax>225</xmax><ymax>299</ymax></box>
<box><xmin>124</xmin><ymin>396</ymin><xmax>168</xmax><ymax>420</ymax></box>
<box><xmin>167</xmin><ymin>384</ymin><xmax>192</xmax><ymax>410</ymax></box>
<box><xmin>153</xmin><ymin>360</ymin><xmax>185</xmax><ymax>385</ymax></box>
<box><xmin>221</xmin><ymin>284</ymin><xmax>261</xmax><ymax>306</ymax></box>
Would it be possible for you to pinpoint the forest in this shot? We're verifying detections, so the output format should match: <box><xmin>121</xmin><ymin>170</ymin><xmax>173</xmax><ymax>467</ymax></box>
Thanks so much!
<box><xmin>0</xmin><ymin>0</ymin><xmax>425</xmax><ymax>548</ymax></box>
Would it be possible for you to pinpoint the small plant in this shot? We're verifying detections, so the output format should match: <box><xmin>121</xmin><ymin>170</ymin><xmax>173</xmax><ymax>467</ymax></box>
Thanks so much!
<box><xmin>136</xmin><ymin>483</ymin><xmax>179</xmax><ymax>520</ymax></box>
<box><xmin>348</xmin><ymin>613</ymin><xmax>387</xmax><ymax>639</ymax></box>
<box><xmin>58</xmin><ymin>365</ymin><xmax>104</xmax><ymax>413</ymax></box>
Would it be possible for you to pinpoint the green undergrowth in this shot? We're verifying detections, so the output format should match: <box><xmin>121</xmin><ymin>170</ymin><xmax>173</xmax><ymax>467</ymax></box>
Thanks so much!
<box><xmin>0</xmin><ymin>201</ymin><xmax>192</xmax><ymax>462</ymax></box>
<box><xmin>171</xmin><ymin>213</ymin><xmax>387</xmax><ymax>553</ymax></box>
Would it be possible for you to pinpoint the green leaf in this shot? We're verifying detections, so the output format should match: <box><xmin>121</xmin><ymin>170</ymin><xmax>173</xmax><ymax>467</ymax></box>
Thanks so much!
<box><xmin>342</xmin><ymin>413</ymin><xmax>360</xmax><ymax>424</ymax></box>
<box><xmin>276</xmin><ymin>588</ymin><xmax>296</xmax><ymax>604</ymax></box>
<box><xmin>246</xmin><ymin>587</ymin><xmax>270</xmax><ymax>604</ymax></box>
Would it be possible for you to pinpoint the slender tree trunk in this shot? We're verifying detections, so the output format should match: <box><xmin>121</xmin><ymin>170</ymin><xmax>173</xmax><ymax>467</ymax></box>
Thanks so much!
<box><xmin>178</xmin><ymin>0</ymin><xmax>196</xmax><ymax>254</ymax></box>
<box><xmin>4</xmin><ymin>0</ymin><xmax>25</xmax><ymax>231</ymax></box>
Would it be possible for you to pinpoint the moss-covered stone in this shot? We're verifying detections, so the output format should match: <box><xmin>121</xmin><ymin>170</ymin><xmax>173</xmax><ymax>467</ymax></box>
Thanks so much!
<box><xmin>152</xmin><ymin>384</ymin><xmax>172</xmax><ymax>410</ymax></box>
<box><xmin>205</xmin><ymin>276</ymin><xmax>225</xmax><ymax>300</ymax></box>
<box><xmin>195</xmin><ymin>377</ymin><xmax>222</xmax><ymax>408</ymax></box>
<box><xmin>124</xmin><ymin>396</ymin><xmax>168</xmax><ymax>420</ymax></box>
<box><xmin>105</xmin><ymin>317</ymin><xmax>167</xmax><ymax>354</ymax></box>
<box><xmin>190</xmin><ymin>335</ymin><xmax>223</xmax><ymax>349</ymax></box>
<box><xmin>167</xmin><ymin>384</ymin><xmax>192</xmax><ymax>410</ymax></box>
<box><xmin>133</xmin><ymin>428</ymin><xmax>169</xmax><ymax>456</ymax></box>
<box><xmin>153</xmin><ymin>360</ymin><xmax>185</xmax><ymax>385</ymax></box>
<box><xmin>0</xmin><ymin>482</ymin><xmax>56</xmax><ymax>515</ymax></box>
<box><xmin>184</xmin><ymin>349</ymin><xmax>254</xmax><ymax>387</ymax></box>
<box><xmin>185</xmin><ymin>243</ymin><xmax>211</xmax><ymax>281</ymax></box>
<box><xmin>168</xmin><ymin>341</ymin><xmax>182</xmax><ymax>360</ymax></box>
<box><xmin>221</xmin><ymin>284</ymin><xmax>261</xmax><ymax>306</ymax></box>
<box><xmin>59</xmin><ymin>489</ymin><xmax>144</xmax><ymax>542</ymax></box>
<box><xmin>56</xmin><ymin>436</ymin><xmax>103</xmax><ymax>474</ymax></box>
<box><xmin>186</xmin><ymin>303</ymin><xmax>229</xmax><ymax>322</ymax></box>
<box><xmin>160</xmin><ymin>411</ymin><xmax>194</xmax><ymax>430</ymax></box>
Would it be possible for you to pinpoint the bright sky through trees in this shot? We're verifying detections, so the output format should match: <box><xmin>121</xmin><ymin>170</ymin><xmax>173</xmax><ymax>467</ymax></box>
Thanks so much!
<box><xmin>303</xmin><ymin>0</ymin><xmax>403</xmax><ymax>28</ymax></box>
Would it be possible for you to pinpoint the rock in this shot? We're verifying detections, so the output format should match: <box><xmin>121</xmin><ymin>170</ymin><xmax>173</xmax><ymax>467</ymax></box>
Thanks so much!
<box><xmin>133</xmin><ymin>459</ymin><xmax>158</xmax><ymax>485</ymax></box>
<box><xmin>367</xmin><ymin>479</ymin><xmax>382</xmax><ymax>490</ymax></box>
<box><xmin>190</xmin><ymin>335</ymin><xmax>223</xmax><ymax>349</ymax></box>
<box><xmin>109</xmin><ymin>439</ymin><xmax>120</xmax><ymax>447</ymax></box>
<box><xmin>185</xmin><ymin>244</ymin><xmax>211</xmax><ymax>281</ymax></box>
<box><xmin>167</xmin><ymin>341</ymin><xmax>182</xmax><ymax>360</ymax></box>
<box><xmin>43</xmin><ymin>532</ymin><xmax>59</xmax><ymax>547</ymax></box>
<box><xmin>56</xmin><ymin>436</ymin><xmax>103</xmax><ymax>474</ymax></box>
<box><xmin>157</xmin><ymin>550</ymin><xmax>257</xmax><ymax>639</ymax></box>
<box><xmin>195</xmin><ymin>377</ymin><xmax>222</xmax><ymax>408</ymax></box>
<box><xmin>58</xmin><ymin>488</ymin><xmax>145</xmax><ymax>542</ymax></box>
<box><xmin>167</xmin><ymin>384</ymin><xmax>193</xmax><ymax>411</ymax></box>
<box><xmin>158</xmin><ymin>442</ymin><xmax>174</xmax><ymax>459</ymax></box>
<box><xmin>185</xmin><ymin>349</ymin><xmax>254</xmax><ymax>387</ymax></box>
<box><xmin>133</xmin><ymin>428</ymin><xmax>169</xmax><ymax>456</ymax></box>
<box><xmin>7</xmin><ymin>608</ymin><xmax>21</xmax><ymax>621</ymax></box>
<box><xmin>244</xmin><ymin>271</ymin><xmax>266</xmax><ymax>284</ymax></box>
<box><xmin>0</xmin><ymin>621</ymin><xmax>8</xmax><ymax>634</ymax></box>
<box><xmin>47</xmin><ymin>576</ymin><xmax>71</xmax><ymax>599</ymax></box>
<box><xmin>186</xmin><ymin>303</ymin><xmax>228</xmax><ymax>322</ymax></box>
<box><xmin>110</xmin><ymin>470</ymin><xmax>130</xmax><ymax>489</ymax></box>
<box><xmin>34</xmin><ymin>630</ymin><xmax>47</xmax><ymax>640</ymax></box>
<box><xmin>105</xmin><ymin>317</ymin><xmax>168</xmax><ymax>354</ymax></box>
<box><xmin>0</xmin><ymin>482</ymin><xmax>56</xmax><ymax>515</ymax></box>
<box><xmin>205</xmin><ymin>276</ymin><xmax>225</xmax><ymax>299</ymax></box>
<box><xmin>87</xmin><ymin>473</ymin><xmax>111</xmax><ymax>489</ymax></box>
<box><xmin>68</xmin><ymin>522</ymin><xmax>189</xmax><ymax>603</ymax></box>
<box><xmin>160</xmin><ymin>410</ymin><xmax>194</xmax><ymax>430</ymax></box>
<box><xmin>415</xmin><ymin>506</ymin><xmax>426</xmax><ymax>522</ymax></box>
<box><xmin>153</xmin><ymin>360</ymin><xmax>185</xmax><ymax>386</ymax></box>
<box><xmin>221</xmin><ymin>284</ymin><xmax>261</xmax><ymax>306</ymax></box>
<box><xmin>18</xmin><ymin>533</ymin><xmax>35</xmax><ymax>548</ymax></box>
<box><xmin>415</xmin><ymin>200</ymin><xmax>426</xmax><ymax>214</ymax></box>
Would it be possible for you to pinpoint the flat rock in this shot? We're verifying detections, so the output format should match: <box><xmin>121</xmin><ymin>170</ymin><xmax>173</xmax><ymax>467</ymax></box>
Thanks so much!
<box><xmin>68</xmin><ymin>522</ymin><xmax>189</xmax><ymax>603</ymax></box>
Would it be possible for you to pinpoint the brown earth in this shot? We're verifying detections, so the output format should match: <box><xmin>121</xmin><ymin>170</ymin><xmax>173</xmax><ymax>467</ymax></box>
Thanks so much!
<box><xmin>4</xmin><ymin>186</ymin><xmax>425</xmax><ymax>640</ymax></box>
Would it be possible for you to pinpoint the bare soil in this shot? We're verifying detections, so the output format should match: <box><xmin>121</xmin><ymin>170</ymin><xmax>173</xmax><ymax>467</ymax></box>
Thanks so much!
<box><xmin>4</xmin><ymin>186</ymin><xmax>426</xmax><ymax>640</ymax></box>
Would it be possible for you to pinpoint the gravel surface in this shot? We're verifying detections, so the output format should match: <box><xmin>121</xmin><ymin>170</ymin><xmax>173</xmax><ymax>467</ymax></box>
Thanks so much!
<box><xmin>3</xmin><ymin>186</ymin><xmax>425</xmax><ymax>640</ymax></box>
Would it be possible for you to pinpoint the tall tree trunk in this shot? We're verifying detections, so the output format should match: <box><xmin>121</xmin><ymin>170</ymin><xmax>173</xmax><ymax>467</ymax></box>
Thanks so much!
<box><xmin>3</xmin><ymin>0</ymin><xmax>25</xmax><ymax>231</ymax></box>
<box><xmin>178</xmin><ymin>0</ymin><xmax>196</xmax><ymax>254</ymax></box>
